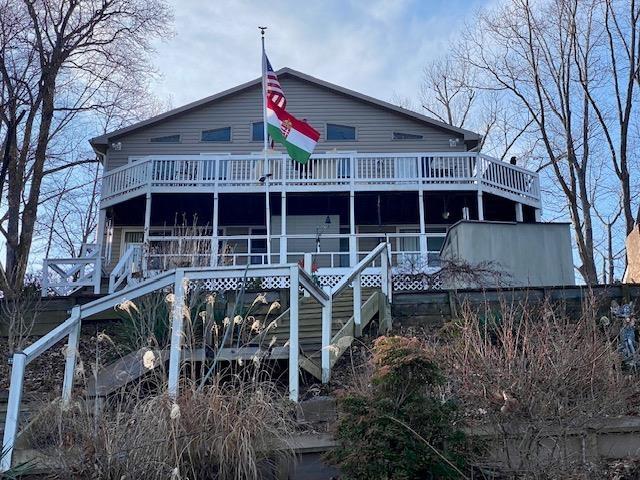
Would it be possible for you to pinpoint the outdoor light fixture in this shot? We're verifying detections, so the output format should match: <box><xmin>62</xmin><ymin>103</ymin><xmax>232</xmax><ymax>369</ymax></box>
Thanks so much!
<box><xmin>316</xmin><ymin>216</ymin><xmax>332</xmax><ymax>253</ymax></box>
<box><xmin>442</xmin><ymin>197</ymin><xmax>450</xmax><ymax>220</ymax></box>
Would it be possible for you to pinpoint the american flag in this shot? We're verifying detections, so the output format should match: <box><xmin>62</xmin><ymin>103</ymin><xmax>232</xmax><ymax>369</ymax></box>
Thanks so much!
<box><xmin>265</xmin><ymin>55</ymin><xmax>286</xmax><ymax>109</ymax></box>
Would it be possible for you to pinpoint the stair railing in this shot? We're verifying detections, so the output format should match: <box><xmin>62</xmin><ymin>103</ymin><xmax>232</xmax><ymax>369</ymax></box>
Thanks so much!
<box><xmin>108</xmin><ymin>244</ymin><xmax>143</xmax><ymax>293</ymax></box>
<box><xmin>326</xmin><ymin>242</ymin><xmax>392</xmax><ymax>379</ymax></box>
<box><xmin>1</xmin><ymin>262</ymin><xmax>331</xmax><ymax>472</ymax></box>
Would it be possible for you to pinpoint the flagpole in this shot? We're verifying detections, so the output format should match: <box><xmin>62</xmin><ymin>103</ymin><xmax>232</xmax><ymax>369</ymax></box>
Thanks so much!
<box><xmin>259</xmin><ymin>26</ymin><xmax>271</xmax><ymax>265</ymax></box>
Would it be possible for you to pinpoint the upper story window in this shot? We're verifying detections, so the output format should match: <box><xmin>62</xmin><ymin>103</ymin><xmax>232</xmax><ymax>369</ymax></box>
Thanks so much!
<box><xmin>201</xmin><ymin>127</ymin><xmax>231</xmax><ymax>142</ymax></box>
<box><xmin>393</xmin><ymin>132</ymin><xmax>424</xmax><ymax>140</ymax></box>
<box><xmin>327</xmin><ymin>123</ymin><xmax>356</xmax><ymax>141</ymax></box>
<box><xmin>252</xmin><ymin>122</ymin><xmax>264</xmax><ymax>142</ymax></box>
<box><xmin>150</xmin><ymin>134</ymin><xmax>180</xmax><ymax>143</ymax></box>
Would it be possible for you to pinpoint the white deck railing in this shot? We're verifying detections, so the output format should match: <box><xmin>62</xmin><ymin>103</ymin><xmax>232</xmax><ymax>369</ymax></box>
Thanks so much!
<box><xmin>41</xmin><ymin>243</ymin><xmax>101</xmax><ymax>296</ymax></box>
<box><xmin>101</xmin><ymin>152</ymin><xmax>541</xmax><ymax>206</ymax></box>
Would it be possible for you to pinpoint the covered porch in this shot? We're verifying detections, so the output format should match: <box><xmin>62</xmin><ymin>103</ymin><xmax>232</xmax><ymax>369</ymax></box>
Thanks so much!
<box><xmin>97</xmin><ymin>187</ymin><xmax>536</xmax><ymax>285</ymax></box>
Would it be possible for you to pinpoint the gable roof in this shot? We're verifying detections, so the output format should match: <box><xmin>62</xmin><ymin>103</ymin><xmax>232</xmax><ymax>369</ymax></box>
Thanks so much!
<box><xmin>90</xmin><ymin>68</ymin><xmax>482</xmax><ymax>152</ymax></box>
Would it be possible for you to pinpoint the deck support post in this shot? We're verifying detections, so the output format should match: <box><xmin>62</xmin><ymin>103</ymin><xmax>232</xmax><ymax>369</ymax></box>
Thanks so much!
<box><xmin>321</xmin><ymin>286</ymin><xmax>332</xmax><ymax>383</ymax></box>
<box><xmin>303</xmin><ymin>253</ymin><xmax>312</xmax><ymax>298</ymax></box>
<box><xmin>349</xmin><ymin>191</ymin><xmax>362</xmax><ymax>336</ymax></box>
<box><xmin>353</xmin><ymin>276</ymin><xmax>362</xmax><ymax>337</ymax></box>
<box><xmin>1</xmin><ymin>352</ymin><xmax>26</xmax><ymax>472</ymax></box>
<box><xmin>418</xmin><ymin>190</ymin><xmax>427</xmax><ymax>257</ymax></box>
<box><xmin>515</xmin><ymin>202</ymin><xmax>523</xmax><ymax>222</ymax></box>
<box><xmin>288</xmin><ymin>267</ymin><xmax>299</xmax><ymax>402</ymax></box>
<box><xmin>96</xmin><ymin>207</ymin><xmax>107</xmax><ymax>259</ymax></box>
<box><xmin>91</xmin><ymin>207</ymin><xmax>107</xmax><ymax>294</ymax></box>
<box><xmin>168</xmin><ymin>269</ymin><xmax>186</xmax><ymax>399</ymax></box>
<box><xmin>349</xmin><ymin>192</ymin><xmax>356</xmax><ymax>266</ymax></box>
<box><xmin>477</xmin><ymin>190</ymin><xmax>484</xmax><ymax>221</ymax></box>
<box><xmin>142</xmin><ymin>192</ymin><xmax>152</xmax><ymax>276</ymax></box>
<box><xmin>62</xmin><ymin>306</ymin><xmax>81</xmax><ymax>405</ymax></box>
<box><xmin>211</xmin><ymin>192</ymin><xmax>219</xmax><ymax>266</ymax></box>
<box><xmin>280</xmin><ymin>192</ymin><xmax>287</xmax><ymax>264</ymax></box>
<box><xmin>535</xmin><ymin>208</ymin><xmax>542</xmax><ymax>222</ymax></box>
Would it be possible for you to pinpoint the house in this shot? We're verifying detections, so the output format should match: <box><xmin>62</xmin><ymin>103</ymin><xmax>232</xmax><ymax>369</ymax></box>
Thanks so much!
<box><xmin>42</xmin><ymin>68</ymin><xmax>545</xmax><ymax>295</ymax></box>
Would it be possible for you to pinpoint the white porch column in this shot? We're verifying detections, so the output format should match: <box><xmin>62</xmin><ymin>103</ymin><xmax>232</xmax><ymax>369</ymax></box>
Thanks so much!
<box><xmin>143</xmin><ymin>192</ymin><xmax>152</xmax><ymax>245</ymax></box>
<box><xmin>477</xmin><ymin>190</ymin><xmax>484</xmax><ymax>221</ymax></box>
<box><xmin>321</xmin><ymin>286</ymin><xmax>332</xmax><ymax>384</ymax></box>
<box><xmin>349</xmin><ymin>191</ymin><xmax>356</xmax><ymax>266</ymax></box>
<box><xmin>211</xmin><ymin>192</ymin><xmax>219</xmax><ymax>266</ymax></box>
<box><xmin>535</xmin><ymin>208</ymin><xmax>542</xmax><ymax>222</ymax></box>
<box><xmin>1</xmin><ymin>352</ymin><xmax>26</xmax><ymax>472</ymax></box>
<box><xmin>280</xmin><ymin>192</ymin><xmax>287</xmax><ymax>264</ymax></box>
<box><xmin>142</xmin><ymin>192</ymin><xmax>152</xmax><ymax>277</ymax></box>
<box><xmin>288</xmin><ymin>266</ymin><xmax>300</xmax><ymax>402</ymax></box>
<box><xmin>265</xmin><ymin>187</ymin><xmax>272</xmax><ymax>264</ymax></box>
<box><xmin>96</xmin><ymin>207</ymin><xmax>107</xmax><ymax>257</ymax></box>
<box><xmin>62</xmin><ymin>306</ymin><xmax>81</xmax><ymax>405</ymax></box>
<box><xmin>418</xmin><ymin>190</ymin><xmax>427</xmax><ymax>256</ymax></box>
<box><xmin>349</xmin><ymin>191</ymin><xmax>362</xmax><ymax>336</ymax></box>
<box><xmin>515</xmin><ymin>202</ymin><xmax>523</xmax><ymax>222</ymax></box>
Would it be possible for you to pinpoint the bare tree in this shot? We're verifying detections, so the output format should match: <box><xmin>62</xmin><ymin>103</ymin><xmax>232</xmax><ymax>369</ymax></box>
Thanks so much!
<box><xmin>0</xmin><ymin>0</ymin><xmax>172</xmax><ymax>295</ymax></box>
<box><xmin>455</xmin><ymin>0</ymin><xmax>602</xmax><ymax>283</ymax></box>
<box><xmin>420</xmin><ymin>52</ymin><xmax>535</xmax><ymax>161</ymax></box>
<box><xmin>574</xmin><ymin>0</ymin><xmax>640</xmax><ymax>237</ymax></box>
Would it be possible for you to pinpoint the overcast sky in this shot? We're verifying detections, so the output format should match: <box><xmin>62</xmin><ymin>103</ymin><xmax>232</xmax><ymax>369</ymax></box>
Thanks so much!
<box><xmin>152</xmin><ymin>0</ymin><xmax>486</xmax><ymax>109</ymax></box>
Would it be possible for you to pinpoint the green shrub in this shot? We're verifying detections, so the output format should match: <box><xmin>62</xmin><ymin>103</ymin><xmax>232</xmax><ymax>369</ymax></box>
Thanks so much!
<box><xmin>331</xmin><ymin>336</ymin><xmax>468</xmax><ymax>479</ymax></box>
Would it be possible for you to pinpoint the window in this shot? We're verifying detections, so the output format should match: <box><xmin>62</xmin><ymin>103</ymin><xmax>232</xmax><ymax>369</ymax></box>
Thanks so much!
<box><xmin>150</xmin><ymin>134</ymin><xmax>180</xmax><ymax>143</ymax></box>
<box><xmin>252</xmin><ymin>122</ymin><xmax>264</xmax><ymax>142</ymax></box>
<box><xmin>393</xmin><ymin>131</ymin><xmax>423</xmax><ymax>140</ymax></box>
<box><xmin>327</xmin><ymin>123</ymin><xmax>356</xmax><ymax>141</ymax></box>
<box><xmin>201</xmin><ymin>127</ymin><xmax>231</xmax><ymax>142</ymax></box>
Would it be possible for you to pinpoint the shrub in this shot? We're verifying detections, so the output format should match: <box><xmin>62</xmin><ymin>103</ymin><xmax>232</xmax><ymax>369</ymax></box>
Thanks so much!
<box><xmin>331</xmin><ymin>335</ymin><xmax>468</xmax><ymax>479</ymax></box>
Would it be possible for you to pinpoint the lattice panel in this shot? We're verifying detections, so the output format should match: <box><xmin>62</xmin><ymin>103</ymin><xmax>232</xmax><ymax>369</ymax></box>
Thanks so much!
<box><xmin>161</xmin><ymin>270</ymin><xmax>445</xmax><ymax>296</ymax></box>
<box><xmin>315</xmin><ymin>274</ymin><xmax>344</xmax><ymax>289</ymax></box>
<box><xmin>392</xmin><ymin>274</ymin><xmax>443</xmax><ymax>291</ymax></box>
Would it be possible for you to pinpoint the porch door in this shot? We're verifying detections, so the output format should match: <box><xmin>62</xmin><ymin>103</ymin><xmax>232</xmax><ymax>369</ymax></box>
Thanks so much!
<box><xmin>122</xmin><ymin>230</ymin><xmax>144</xmax><ymax>254</ymax></box>
<box><xmin>121</xmin><ymin>229</ymin><xmax>144</xmax><ymax>271</ymax></box>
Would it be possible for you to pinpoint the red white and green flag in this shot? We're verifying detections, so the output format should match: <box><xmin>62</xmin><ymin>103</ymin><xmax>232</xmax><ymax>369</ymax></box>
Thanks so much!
<box><xmin>266</xmin><ymin>97</ymin><xmax>320</xmax><ymax>165</ymax></box>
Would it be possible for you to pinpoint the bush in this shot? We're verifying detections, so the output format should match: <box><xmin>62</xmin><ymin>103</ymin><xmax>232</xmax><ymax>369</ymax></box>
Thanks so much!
<box><xmin>331</xmin><ymin>336</ymin><xmax>468</xmax><ymax>479</ymax></box>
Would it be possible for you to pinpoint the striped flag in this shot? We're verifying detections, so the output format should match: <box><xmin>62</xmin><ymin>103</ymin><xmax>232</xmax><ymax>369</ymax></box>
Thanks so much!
<box><xmin>267</xmin><ymin>97</ymin><xmax>320</xmax><ymax>165</ymax></box>
<box><xmin>265</xmin><ymin>55</ymin><xmax>286</xmax><ymax>109</ymax></box>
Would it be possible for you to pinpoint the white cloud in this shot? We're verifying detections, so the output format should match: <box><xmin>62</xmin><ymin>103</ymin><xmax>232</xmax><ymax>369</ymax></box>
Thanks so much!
<box><xmin>151</xmin><ymin>0</ymin><xmax>483</xmax><ymax>109</ymax></box>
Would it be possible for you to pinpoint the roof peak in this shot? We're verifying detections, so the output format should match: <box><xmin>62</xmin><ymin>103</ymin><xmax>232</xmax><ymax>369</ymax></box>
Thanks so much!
<box><xmin>90</xmin><ymin>67</ymin><xmax>481</xmax><ymax>150</ymax></box>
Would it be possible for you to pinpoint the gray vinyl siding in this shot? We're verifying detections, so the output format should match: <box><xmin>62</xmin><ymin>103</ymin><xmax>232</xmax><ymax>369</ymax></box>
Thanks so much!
<box><xmin>104</xmin><ymin>76</ymin><xmax>466</xmax><ymax>171</ymax></box>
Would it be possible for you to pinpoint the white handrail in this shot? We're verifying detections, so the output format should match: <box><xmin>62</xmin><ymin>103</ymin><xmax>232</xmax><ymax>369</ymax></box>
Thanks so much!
<box><xmin>108</xmin><ymin>244</ymin><xmax>142</xmax><ymax>293</ymax></box>
<box><xmin>331</xmin><ymin>242</ymin><xmax>391</xmax><ymax>298</ymax></box>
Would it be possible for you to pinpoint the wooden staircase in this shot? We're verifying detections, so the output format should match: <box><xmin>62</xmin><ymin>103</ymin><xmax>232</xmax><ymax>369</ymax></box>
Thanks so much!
<box><xmin>84</xmin><ymin>287</ymin><xmax>391</xmax><ymax>397</ymax></box>
<box><xmin>260</xmin><ymin>288</ymin><xmax>391</xmax><ymax>381</ymax></box>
